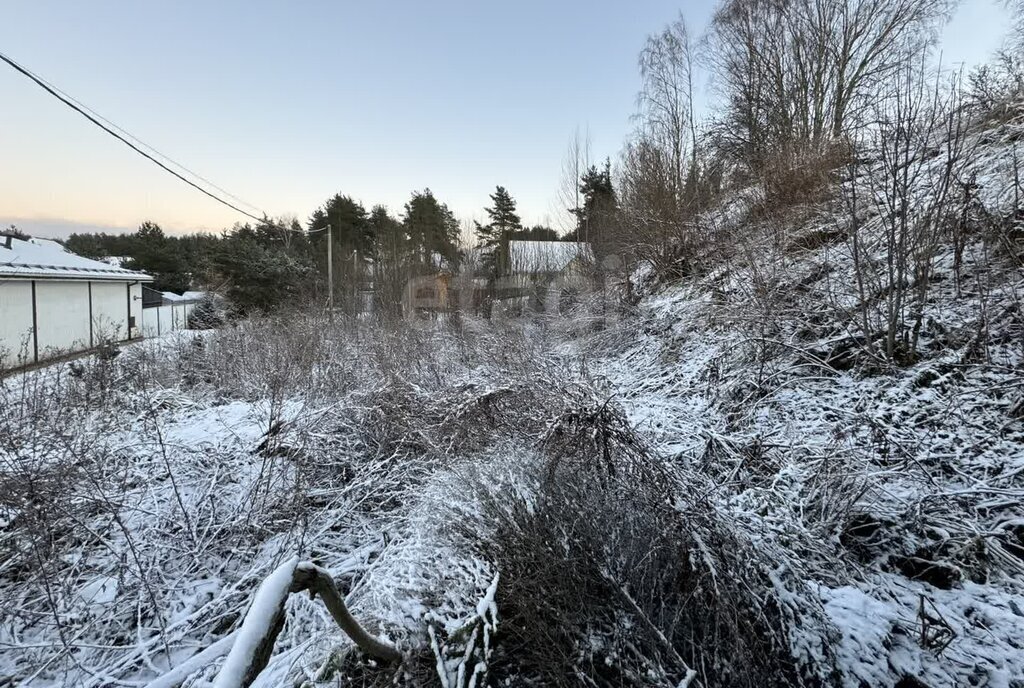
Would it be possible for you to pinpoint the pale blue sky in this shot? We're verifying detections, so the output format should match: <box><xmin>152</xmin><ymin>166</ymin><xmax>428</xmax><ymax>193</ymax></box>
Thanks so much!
<box><xmin>0</xmin><ymin>0</ymin><xmax>1012</xmax><ymax>237</ymax></box>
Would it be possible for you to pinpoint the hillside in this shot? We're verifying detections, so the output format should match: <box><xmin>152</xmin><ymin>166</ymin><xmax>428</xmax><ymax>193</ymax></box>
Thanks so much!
<box><xmin>589</xmin><ymin>108</ymin><xmax>1024</xmax><ymax>685</ymax></box>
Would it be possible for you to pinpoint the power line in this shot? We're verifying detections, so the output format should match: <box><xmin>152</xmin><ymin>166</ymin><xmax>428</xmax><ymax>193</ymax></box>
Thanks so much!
<box><xmin>0</xmin><ymin>49</ymin><xmax>318</xmax><ymax>234</ymax></box>
<box><xmin>54</xmin><ymin>87</ymin><xmax>266</xmax><ymax>216</ymax></box>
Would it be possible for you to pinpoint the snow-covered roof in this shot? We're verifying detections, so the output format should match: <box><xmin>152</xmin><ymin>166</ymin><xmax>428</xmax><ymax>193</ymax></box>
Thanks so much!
<box><xmin>507</xmin><ymin>240</ymin><xmax>592</xmax><ymax>273</ymax></box>
<box><xmin>100</xmin><ymin>255</ymin><xmax>130</xmax><ymax>268</ymax></box>
<box><xmin>162</xmin><ymin>290</ymin><xmax>208</xmax><ymax>303</ymax></box>
<box><xmin>0</xmin><ymin>235</ymin><xmax>152</xmax><ymax>281</ymax></box>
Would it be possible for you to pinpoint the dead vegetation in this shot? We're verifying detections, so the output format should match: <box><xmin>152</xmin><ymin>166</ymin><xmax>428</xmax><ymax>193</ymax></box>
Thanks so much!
<box><xmin>470</xmin><ymin>397</ymin><xmax>829</xmax><ymax>687</ymax></box>
<box><xmin>0</xmin><ymin>312</ymin><xmax>855</xmax><ymax>687</ymax></box>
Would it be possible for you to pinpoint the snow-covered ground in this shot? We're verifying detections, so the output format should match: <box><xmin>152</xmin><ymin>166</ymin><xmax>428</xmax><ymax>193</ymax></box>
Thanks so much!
<box><xmin>2</xmin><ymin>127</ymin><xmax>1024</xmax><ymax>687</ymax></box>
<box><xmin>2</xmin><ymin>280</ymin><xmax>1020</xmax><ymax>686</ymax></box>
<box><xmin>594</xmin><ymin>274</ymin><xmax>1024</xmax><ymax>686</ymax></box>
<box><xmin>580</xmin><ymin>117</ymin><xmax>1024</xmax><ymax>686</ymax></box>
<box><xmin>0</xmin><ymin>322</ymin><xmax>574</xmax><ymax>686</ymax></box>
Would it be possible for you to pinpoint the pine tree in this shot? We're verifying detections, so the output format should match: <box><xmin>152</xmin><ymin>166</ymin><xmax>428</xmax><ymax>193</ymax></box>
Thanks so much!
<box><xmin>369</xmin><ymin>206</ymin><xmax>408</xmax><ymax>314</ymax></box>
<box><xmin>569</xmin><ymin>161</ymin><xmax>617</xmax><ymax>255</ymax></box>
<box><xmin>510</xmin><ymin>225</ymin><xmax>559</xmax><ymax>241</ymax></box>
<box><xmin>476</xmin><ymin>186</ymin><xmax>522</xmax><ymax>275</ymax></box>
<box><xmin>307</xmin><ymin>194</ymin><xmax>373</xmax><ymax>311</ymax></box>
<box><xmin>402</xmin><ymin>189</ymin><xmax>460</xmax><ymax>273</ymax></box>
<box><xmin>486</xmin><ymin>186</ymin><xmax>521</xmax><ymax>234</ymax></box>
<box><xmin>2</xmin><ymin>224</ymin><xmax>29</xmax><ymax>240</ymax></box>
<box><xmin>476</xmin><ymin>186</ymin><xmax>521</xmax><ymax>246</ymax></box>
<box><xmin>308</xmin><ymin>194</ymin><xmax>373</xmax><ymax>259</ymax></box>
<box><xmin>125</xmin><ymin>221</ymin><xmax>191</xmax><ymax>293</ymax></box>
<box><xmin>213</xmin><ymin>232</ymin><xmax>313</xmax><ymax>314</ymax></box>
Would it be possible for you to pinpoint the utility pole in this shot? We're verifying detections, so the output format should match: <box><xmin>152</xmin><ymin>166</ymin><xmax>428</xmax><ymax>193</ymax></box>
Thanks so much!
<box><xmin>353</xmin><ymin>247</ymin><xmax>359</xmax><ymax>315</ymax></box>
<box><xmin>326</xmin><ymin>224</ymin><xmax>334</xmax><ymax>320</ymax></box>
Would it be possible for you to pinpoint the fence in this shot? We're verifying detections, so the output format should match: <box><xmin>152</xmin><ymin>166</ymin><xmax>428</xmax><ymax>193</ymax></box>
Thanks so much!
<box><xmin>141</xmin><ymin>302</ymin><xmax>196</xmax><ymax>338</ymax></box>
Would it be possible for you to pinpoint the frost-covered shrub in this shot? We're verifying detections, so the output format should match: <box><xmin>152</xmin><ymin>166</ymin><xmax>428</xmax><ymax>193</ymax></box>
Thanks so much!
<box><xmin>968</xmin><ymin>50</ymin><xmax>1024</xmax><ymax>122</ymax></box>
<box><xmin>758</xmin><ymin>142</ymin><xmax>849</xmax><ymax>215</ymax></box>
<box><xmin>467</xmin><ymin>397</ymin><xmax>832</xmax><ymax>687</ymax></box>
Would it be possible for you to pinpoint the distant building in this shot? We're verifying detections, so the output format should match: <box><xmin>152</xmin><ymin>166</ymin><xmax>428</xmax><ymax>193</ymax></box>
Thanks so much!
<box><xmin>400</xmin><ymin>241</ymin><xmax>595</xmax><ymax>318</ymax></box>
<box><xmin>402</xmin><ymin>273</ymin><xmax>452</xmax><ymax>315</ymax></box>
<box><xmin>0</xmin><ymin>234</ymin><xmax>152</xmax><ymax>369</ymax></box>
<box><xmin>503</xmin><ymin>240</ymin><xmax>593</xmax><ymax>276</ymax></box>
<box><xmin>493</xmin><ymin>241</ymin><xmax>594</xmax><ymax>315</ymax></box>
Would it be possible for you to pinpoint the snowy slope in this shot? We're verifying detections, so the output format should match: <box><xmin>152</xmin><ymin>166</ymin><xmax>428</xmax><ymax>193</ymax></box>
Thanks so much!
<box><xmin>594</xmin><ymin>277</ymin><xmax>1024</xmax><ymax>686</ymax></box>
<box><xmin>584</xmin><ymin>118</ymin><xmax>1024</xmax><ymax>686</ymax></box>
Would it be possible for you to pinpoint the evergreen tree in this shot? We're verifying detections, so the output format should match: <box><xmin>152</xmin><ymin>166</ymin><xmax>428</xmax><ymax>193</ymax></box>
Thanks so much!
<box><xmin>308</xmin><ymin>194</ymin><xmax>373</xmax><ymax>264</ymax></box>
<box><xmin>308</xmin><ymin>194</ymin><xmax>373</xmax><ymax>310</ymax></box>
<box><xmin>402</xmin><ymin>189</ymin><xmax>460</xmax><ymax>273</ymax></box>
<box><xmin>213</xmin><ymin>232</ymin><xmax>313</xmax><ymax>314</ymax></box>
<box><xmin>509</xmin><ymin>225</ymin><xmax>559</xmax><ymax>241</ymax></box>
<box><xmin>124</xmin><ymin>221</ymin><xmax>192</xmax><ymax>293</ymax></box>
<box><xmin>60</xmin><ymin>219</ymin><xmax>317</xmax><ymax>312</ymax></box>
<box><xmin>136</xmin><ymin>220</ymin><xmax>165</xmax><ymax>243</ymax></box>
<box><xmin>476</xmin><ymin>185</ymin><xmax>523</xmax><ymax>275</ymax></box>
<box><xmin>253</xmin><ymin>216</ymin><xmax>306</xmax><ymax>251</ymax></box>
<box><xmin>475</xmin><ymin>185</ymin><xmax>521</xmax><ymax>247</ymax></box>
<box><xmin>486</xmin><ymin>186</ymin><xmax>521</xmax><ymax>234</ymax></box>
<box><xmin>2</xmin><ymin>224</ymin><xmax>30</xmax><ymax>240</ymax></box>
<box><xmin>567</xmin><ymin>161</ymin><xmax>618</xmax><ymax>259</ymax></box>
<box><xmin>369</xmin><ymin>205</ymin><xmax>409</xmax><ymax>315</ymax></box>
<box><xmin>577</xmin><ymin>162</ymin><xmax>616</xmax><ymax>233</ymax></box>
<box><xmin>65</xmin><ymin>232</ymin><xmax>109</xmax><ymax>258</ymax></box>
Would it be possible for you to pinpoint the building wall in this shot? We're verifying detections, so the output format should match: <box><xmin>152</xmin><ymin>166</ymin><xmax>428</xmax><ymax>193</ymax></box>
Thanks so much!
<box><xmin>402</xmin><ymin>274</ymin><xmax>450</xmax><ymax>315</ymax></box>
<box><xmin>90</xmin><ymin>281</ymin><xmax>129</xmax><ymax>343</ymax></box>
<box><xmin>129</xmin><ymin>282</ymin><xmax>144</xmax><ymax>338</ymax></box>
<box><xmin>0</xmin><ymin>280</ymin><xmax>35</xmax><ymax>367</ymax></box>
<box><xmin>142</xmin><ymin>305</ymin><xmax>169</xmax><ymax>337</ymax></box>
<box><xmin>173</xmin><ymin>302</ymin><xmax>194</xmax><ymax>330</ymax></box>
<box><xmin>35</xmin><ymin>281</ymin><xmax>92</xmax><ymax>357</ymax></box>
<box><xmin>0</xmin><ymin>278</ymin><xmax>147</xmax><ymax>371</ymax></box>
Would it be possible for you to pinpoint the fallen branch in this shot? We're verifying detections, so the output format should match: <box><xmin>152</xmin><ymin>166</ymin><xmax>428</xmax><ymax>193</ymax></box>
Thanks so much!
<box><xmin>210</xmin><ymin>556</ymin><xmax>400</xmax><ymax>688</ymax></box>
<box><xmin>291</xmin><ymin>561</ymin><xmax>403</xmax><ymax>664</ymax></box>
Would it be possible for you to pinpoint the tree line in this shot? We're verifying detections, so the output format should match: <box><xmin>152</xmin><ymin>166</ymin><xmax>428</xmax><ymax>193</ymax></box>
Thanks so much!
<box><xmin>60</xmin><ymin>186</ymin><xmax>564</xmax><ymax>316</ymax></box>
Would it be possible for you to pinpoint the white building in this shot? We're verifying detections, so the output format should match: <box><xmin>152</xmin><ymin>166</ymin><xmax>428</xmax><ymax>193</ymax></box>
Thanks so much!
<box><xmin>505</xmin><ymin>240</ymin><xmax>593</xmax><ymax>275</ymax></box>
<box><xmin>0</xmin><ymin>234</ymin><xmax>152</xmax><ymax>369</ymax></box>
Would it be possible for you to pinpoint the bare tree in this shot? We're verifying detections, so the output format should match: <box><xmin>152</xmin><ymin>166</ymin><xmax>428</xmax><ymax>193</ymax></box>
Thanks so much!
<box><xmin>637</xmin><ymin>14</ymin><xmax>698</xmax><ymax>203</ymax></box>
<box><xmin>619</xmin><ymin>137</ymin><xmax>688</xmax><ymax>276</ymax></box>
<box><xmin>843</xmin><ymin>62</ymin><xmax>973</xmax><ymax>362</ymax></box>
<box><xmin>709</xmin><ymin>0</ymin><xmax>954</xmax><ymax>170</ymax></box>
<box><xmin>616</xmin><ymin>14</ymin><xmax>715</xmax><ymax>280</ymax></box>
<box><xmin>557</xmin><ymin>126</ymin><xmax>592</xmax><ymax>236</ymax></box>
